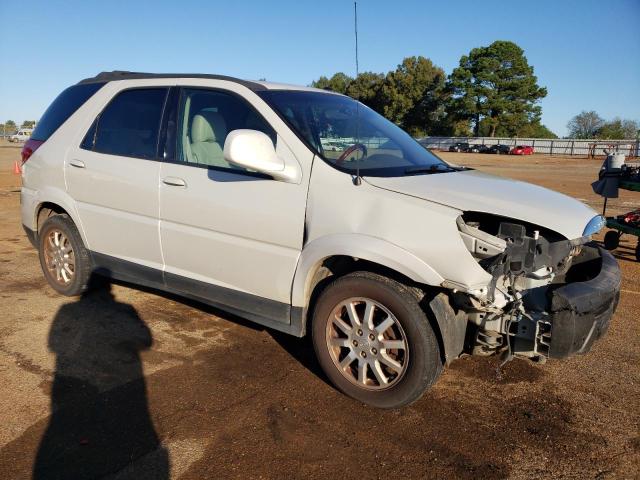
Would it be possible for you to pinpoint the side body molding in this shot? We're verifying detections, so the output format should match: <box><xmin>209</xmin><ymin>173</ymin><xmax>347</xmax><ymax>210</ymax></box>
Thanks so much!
<box><xmin>291</xmin><ymin>233</ymin><xmax>444</xmax><ymax>308</ymax></box>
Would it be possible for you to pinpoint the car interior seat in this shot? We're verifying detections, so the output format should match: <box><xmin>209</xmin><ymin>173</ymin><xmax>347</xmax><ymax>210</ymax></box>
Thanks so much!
<box><xmin>190</xmin><ymin>111</ymin><xmax>229</xmax><ymax>167</ymax></box>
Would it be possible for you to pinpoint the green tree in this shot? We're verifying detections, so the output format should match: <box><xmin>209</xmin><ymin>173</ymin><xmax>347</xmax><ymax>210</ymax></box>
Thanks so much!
<box><xmin>381</xmin><ymin>56</ymin><xmax>447</xmax><ymax>136</ymax></box>
<box><xmin>2</xmin><ymin>120</ymin><xmax>17</xmax><ymax>137</ymax></box>
<box><xmin>447</xmin><ymin>41</ymin><xmax>547</xmax><ymax>137</ymax></box>
<box><xmin>523</xmin><ymin>122</ymin><xmax>557</xmax><ymax>138</ymax></box>
<box><xmin>481</xmin><ymin>119</ymin><xmax>557</xmax><ymax>138</ymax></box>
<box><xmin>566</xmin><ymin>111</ymin><xmax>604</xmax><ymax>138</ymax></box>
<box><xmin>21</xmin><ymin>120</ymin><xmax>36</xmax><ymax>128</ymax></box>
<box><xmin>345</xmin><ymin>72</ymin><xmax>385</xmax><ymax>114</ymax></box>
<box><xmin>597</xmin><ymin>118</ymin><xmax>639</xmax><ymax>139</ymax></box>
<box><xmin>311</xmin><ymin>72</ymin><xmax>353</xmax><ymax>94</ymax></box>
<box><xmin>449</xmin><ymin>119</ymin><xmax>472</xmax><ymax>136</ymax></box>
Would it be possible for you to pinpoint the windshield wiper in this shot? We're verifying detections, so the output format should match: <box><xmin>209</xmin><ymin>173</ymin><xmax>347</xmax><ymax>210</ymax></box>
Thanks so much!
<box><xmin>404</xmin><ymin>164</ymin><xmax>458</xmax><ymax>175</ymax></box>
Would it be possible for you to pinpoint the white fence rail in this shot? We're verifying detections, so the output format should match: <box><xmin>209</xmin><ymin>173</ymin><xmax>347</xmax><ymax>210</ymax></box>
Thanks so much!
<box><xmin>419</xmin><ymin>137</ymin><xmax>639</xmax><ymax>157</ymax></box>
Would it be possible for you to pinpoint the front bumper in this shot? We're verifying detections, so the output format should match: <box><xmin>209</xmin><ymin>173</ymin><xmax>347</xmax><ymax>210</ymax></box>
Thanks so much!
<box><xmin>544</xmin><ymin>245</ymin><xmax>621</xmax><ymax>359</ymax></box>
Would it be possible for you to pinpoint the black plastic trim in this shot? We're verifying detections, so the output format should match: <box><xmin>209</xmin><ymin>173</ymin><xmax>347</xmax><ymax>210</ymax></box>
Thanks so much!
<box><xmin>89</xmin><ymin>251</ymin><xmax>305</xmax><ymax>337</ymax></box>
<box><xmin>91</xmin><ymin>251</ymin><xmax>164</xmax><ymax>289</ymax></box>
<box><xmin>164</xmin><ymin>271</ymin><xmax>290</xmax><ymax>326</ymax></box>
<box><xmin>23</xmin><ymin>225</ymin><xmax>37</xmax><ymax>248</ymax></box>
<box><xmin>158</xmin><ymin>87</ymin><xmax>179</xmax><ymax>162</ymax></box>
<box><xmin>547</xmin><ymin>245</ymin><xmax>621</xmax><ymax>359</ymax></box>
<box><xmin>77</xmin><ymin>71</ymin><xmax>267</xmax><ymax>92</ymax></box>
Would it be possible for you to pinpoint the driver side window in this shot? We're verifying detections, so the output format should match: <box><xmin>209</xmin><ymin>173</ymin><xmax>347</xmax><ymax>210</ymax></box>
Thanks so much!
<box><xmin>177</xmin><ymin>88</ymin><xmax>276</xmax><ymax>171</ymax></box>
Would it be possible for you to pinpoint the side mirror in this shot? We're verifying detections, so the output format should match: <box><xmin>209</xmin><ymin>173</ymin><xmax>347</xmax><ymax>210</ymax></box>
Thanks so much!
<box><xmin>223</xmin><ymin>129</ymin><xmax>298</xmax><ymax>183</ymax></box>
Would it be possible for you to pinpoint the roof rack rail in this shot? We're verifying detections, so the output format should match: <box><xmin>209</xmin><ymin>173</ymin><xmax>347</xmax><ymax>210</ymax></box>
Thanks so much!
<box><xmin>76</xmin><ymin>71</ymin><xmax>266</xmax><ymax>91</ymax></box>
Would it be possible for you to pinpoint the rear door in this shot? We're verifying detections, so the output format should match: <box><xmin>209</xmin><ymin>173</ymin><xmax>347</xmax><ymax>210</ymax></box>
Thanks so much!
<box><xmin>66</xmin><ymin>86</ymin><xmax>168</xmax><ymax>274</ymax></box>
<box><xmin>158</xmin><ymin>84</ymin><xmax>308</xmax><ymax>324</ymax></box>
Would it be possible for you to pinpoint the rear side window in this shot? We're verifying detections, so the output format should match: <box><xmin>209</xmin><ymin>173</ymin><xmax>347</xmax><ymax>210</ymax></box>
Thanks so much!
<box><xmin>31</xmin><ymin>83</ymin><xmax>105</xmax><ymax>141</ymax></box>
<box><xmin>87</xmin><ymin>88</ymin><xmax>168</xmax><ymax>159</ymax></box>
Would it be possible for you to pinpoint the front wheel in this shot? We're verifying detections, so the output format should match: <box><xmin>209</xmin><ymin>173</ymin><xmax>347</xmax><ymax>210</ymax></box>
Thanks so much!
<box><xmin>312</xmin><ymin>272</ymin><xmax>442</xmax><ymax>408</ymax></box>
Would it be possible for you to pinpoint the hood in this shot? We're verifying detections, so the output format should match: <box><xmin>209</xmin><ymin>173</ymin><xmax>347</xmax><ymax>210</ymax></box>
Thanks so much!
<box><xmin>365</xmin><ymin>169</ymin><xmax>596</xmax><ymax>239</ymax></box>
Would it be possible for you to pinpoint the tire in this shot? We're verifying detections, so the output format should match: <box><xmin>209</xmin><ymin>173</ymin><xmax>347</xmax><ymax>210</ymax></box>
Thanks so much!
<box><xmin>603</xmin><ymin>230</ymin><xmax>620</xmax><ymax>251</ymax></box>
<box><xmin>311</xmin><ymin>271</ymin><xmax>442</xmax><ymax>409</ymax></box>
<box><xmin>38</xmin><ymin>214</ymin><xmax>92</xmax><ymax>296</ymax></box>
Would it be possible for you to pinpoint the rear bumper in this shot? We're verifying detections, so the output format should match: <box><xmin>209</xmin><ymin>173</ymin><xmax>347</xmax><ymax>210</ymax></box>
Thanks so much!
<box><xmin>545</xmin><ymin>246</ymin><xmax>620</xmax><ymax>359</ymax></box>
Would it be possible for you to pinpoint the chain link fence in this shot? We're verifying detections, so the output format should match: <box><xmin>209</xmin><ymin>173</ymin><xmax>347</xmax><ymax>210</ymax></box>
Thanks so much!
<box><xmin>419</xmin><ymin>136</ymin><xmax>639</xmax><ymax>158</ymax></box>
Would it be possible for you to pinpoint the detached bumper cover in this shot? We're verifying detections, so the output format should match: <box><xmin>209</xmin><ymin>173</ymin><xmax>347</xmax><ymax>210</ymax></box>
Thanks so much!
<box><xmin>547</xmin><ymin>246</ymin><xmax>621</xmax><ymax>359</ymax></box>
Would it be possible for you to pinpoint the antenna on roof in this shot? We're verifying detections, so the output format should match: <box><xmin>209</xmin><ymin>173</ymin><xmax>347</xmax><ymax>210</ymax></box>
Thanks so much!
<box><xmin>354</xmin><ymin>1</ymin><xmax>359</xmax><ymax>77</ymax></box>
<box><xmin>353</xmin><ymin>1</ymin><xmax>362</xmax><ymax>186</ymax></box>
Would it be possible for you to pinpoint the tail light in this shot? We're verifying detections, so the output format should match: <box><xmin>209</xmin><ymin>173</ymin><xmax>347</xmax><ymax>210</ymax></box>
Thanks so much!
<box><xmin>21</xmin><ymin>139</ymin><xmax>44</xmax><ymax>164</ymax></box>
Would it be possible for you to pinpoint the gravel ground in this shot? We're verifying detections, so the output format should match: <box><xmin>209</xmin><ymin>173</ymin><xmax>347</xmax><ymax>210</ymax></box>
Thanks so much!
<box><xmin>0</xmin><ymin>143</ymin><xmax>638</xmax><ymax>479</ymax></box>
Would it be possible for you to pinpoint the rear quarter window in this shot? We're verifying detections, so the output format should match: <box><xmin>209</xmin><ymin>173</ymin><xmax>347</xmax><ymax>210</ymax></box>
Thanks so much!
<box><xmin>31</xmin><ymin>83</ymin><xmax>105</xmax><ymax>141</ymax></box>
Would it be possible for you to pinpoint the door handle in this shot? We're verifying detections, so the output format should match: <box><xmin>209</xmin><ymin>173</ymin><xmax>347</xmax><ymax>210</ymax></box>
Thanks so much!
<box><xmin>69</xmin><ymin>159</ymin><xmax>85</xmax><ymax>169</ymax></box>
<box><xmin>162</xmin><ymin>176</ymin><xmax>187</xmax><ymax>187</ymax></box>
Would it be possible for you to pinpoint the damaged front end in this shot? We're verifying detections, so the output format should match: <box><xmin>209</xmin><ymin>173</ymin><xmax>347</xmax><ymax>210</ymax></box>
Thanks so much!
<box><xmin>455</xmin><ymin>213</ymin><xmax>621</xmax><ymax>363</ymax></box>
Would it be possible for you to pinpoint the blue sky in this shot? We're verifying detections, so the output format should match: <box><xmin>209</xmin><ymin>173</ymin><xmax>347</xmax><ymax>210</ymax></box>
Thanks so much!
<box><xmin>0</xmin><ymin>0</ymin><xmax>638</xmax><ymax>136</ymax></box>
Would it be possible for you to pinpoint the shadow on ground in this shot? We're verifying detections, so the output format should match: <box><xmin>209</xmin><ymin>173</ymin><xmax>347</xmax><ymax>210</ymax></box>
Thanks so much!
<box><xmin>33</xmin><ymin>276</ymin><xmax>169</xmax><ymax>479</ymax></box>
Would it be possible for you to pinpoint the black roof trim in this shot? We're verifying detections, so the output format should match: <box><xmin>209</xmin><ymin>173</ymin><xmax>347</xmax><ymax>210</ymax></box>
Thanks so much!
<box><xmin>77</xmin><ymin>71</ymin><xmax>267</xmax><ymax>91</ymax></box>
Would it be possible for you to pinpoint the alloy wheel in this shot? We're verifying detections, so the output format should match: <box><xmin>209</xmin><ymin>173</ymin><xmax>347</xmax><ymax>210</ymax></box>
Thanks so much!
<box><xmin>326</xmin><ymin>297</ymin><xmax>409</xmax><ymax>390</ymax></box>
<box><xmin>43</xmin><ymin>228</ymin><xmax>75</xmax><ymax>285</ymax></box>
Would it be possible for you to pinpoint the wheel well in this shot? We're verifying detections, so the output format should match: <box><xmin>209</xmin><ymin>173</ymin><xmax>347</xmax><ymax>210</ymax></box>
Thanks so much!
<box><xmin>303</xmin><ymin>255</ymin><xmax>448</xmax><ymax>352</ymax></box>
<box><xmin>316</xmin><ymin>256</ymin><xmax>417</xmax><ymax>290</ymax></box>
<box><xmin>37</xmin><ymin>202</ymin><xmax>69</xmax><ymax>233</ymax></box>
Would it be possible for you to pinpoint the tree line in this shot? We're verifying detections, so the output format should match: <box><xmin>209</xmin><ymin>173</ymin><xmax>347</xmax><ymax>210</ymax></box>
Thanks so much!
<box><xmin>567</xmin><ymin>111</ymin><xmax>639</xmax><ymax>140</ymax></box>
<box><xmin>1</xmin><ymin>120</ymin><xmax>36</xmax><ymax>134</ymax></box>
<box><xmin>312</xmin><ymin>40</ymin><xmax>555</xmax><ymax>138</ymax></box>
<box><xmin>313</xmin><ymin>40</ymin><xmax>638</xmax><ymax>140</ymax></box>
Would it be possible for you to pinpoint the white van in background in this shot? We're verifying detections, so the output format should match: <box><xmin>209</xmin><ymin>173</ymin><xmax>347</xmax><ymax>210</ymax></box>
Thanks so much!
<box><xmin>10</xmin><ymin>128</ymin><xmax>34</xmax><ymax>143</ymax></box>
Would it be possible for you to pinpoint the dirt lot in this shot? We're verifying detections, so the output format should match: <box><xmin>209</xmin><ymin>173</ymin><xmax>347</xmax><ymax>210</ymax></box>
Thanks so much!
<box><xmin>0</xmin><ymin>143</ymin><xmax>638</xmax><ymax>479</ymax></box>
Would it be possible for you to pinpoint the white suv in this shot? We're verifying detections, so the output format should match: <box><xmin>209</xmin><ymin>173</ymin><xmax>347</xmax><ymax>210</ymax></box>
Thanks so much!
<box><xmin>21</xmin><ymin>71</ymin><xmax>620</xmax><ymax>408</ymax></box>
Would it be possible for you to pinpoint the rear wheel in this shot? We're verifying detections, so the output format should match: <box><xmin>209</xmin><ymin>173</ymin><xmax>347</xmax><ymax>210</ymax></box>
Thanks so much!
<box><xmin>38</xmin><ymin>214</ymin><xmax>92</xmax><ymax>296</ymax></box>
<box><xmin>312</xmin><ymin>272</ymin><xmax>442</xmax><ymax>408</ymax></box>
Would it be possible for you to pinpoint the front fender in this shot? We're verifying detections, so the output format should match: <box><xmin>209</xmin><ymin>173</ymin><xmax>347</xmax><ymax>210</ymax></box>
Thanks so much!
<box><xmin>291</xmin><ymin>233</ymin><xmax>444</xmax><ymax>308</ymax></box>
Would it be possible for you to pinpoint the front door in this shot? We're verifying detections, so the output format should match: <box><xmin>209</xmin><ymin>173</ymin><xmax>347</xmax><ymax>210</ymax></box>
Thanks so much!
<box><xmin>158</xmin><ymin>86</ymin><xmax>308</xmax><ymax>324</ymax></box>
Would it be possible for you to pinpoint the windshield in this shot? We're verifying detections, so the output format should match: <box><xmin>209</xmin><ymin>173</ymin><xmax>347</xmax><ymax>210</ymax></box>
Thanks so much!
<box><xmin>257</xmin><ymin>90</ymin><xmax>453</xmax><ymax>177</ymax></box>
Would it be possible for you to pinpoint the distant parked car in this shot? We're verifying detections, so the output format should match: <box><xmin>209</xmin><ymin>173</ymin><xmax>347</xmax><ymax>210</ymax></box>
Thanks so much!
<box><xmin>511</xmin><ymin>145</ymin><xmax>534</xmax><ymax>155</ymax></box>
<box><xmin>9</xmin><ymin>129</ymin><xmax>33</xmax><ymax>143</ymax></box>
<box><xmin>448</xmin><ymin>142</ymin><xmax>469</xmax><ymax>152</ymax></box>
<box><xmin>466</xmin><ymin>144</ymin><xmax>490</xmax><ymax>153</ymax></box>
<box><xmin>488</xmin><ymin>144</ymin><xmax>511</xmax><ymax>155</ymax></box>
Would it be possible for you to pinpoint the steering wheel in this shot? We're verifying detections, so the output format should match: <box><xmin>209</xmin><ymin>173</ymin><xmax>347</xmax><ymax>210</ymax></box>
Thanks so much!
<box><xmin>337</xmin><ymin>143</ymin><xmax>367</xmax><ymax>164</ymax></box>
